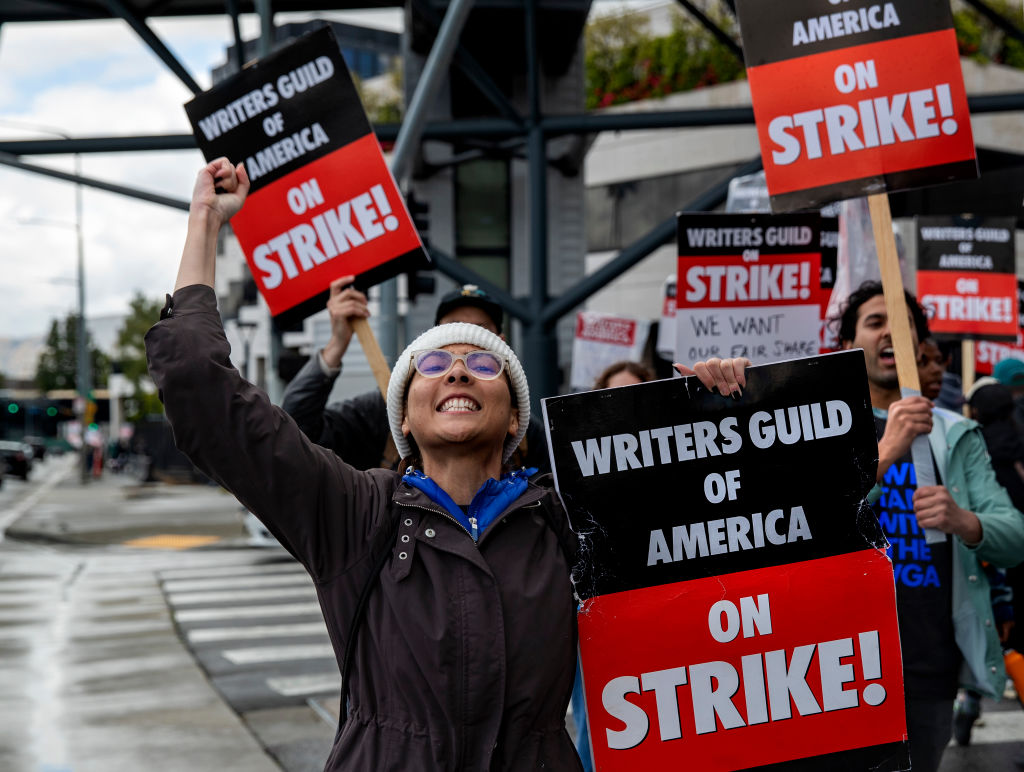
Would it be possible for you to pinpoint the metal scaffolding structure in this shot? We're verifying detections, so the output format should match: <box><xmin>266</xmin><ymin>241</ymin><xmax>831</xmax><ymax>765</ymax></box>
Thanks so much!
<box><xmin>2</xmin><ymin>0</ymin><xmax>1024</xmax><ymax>403</ymax></box>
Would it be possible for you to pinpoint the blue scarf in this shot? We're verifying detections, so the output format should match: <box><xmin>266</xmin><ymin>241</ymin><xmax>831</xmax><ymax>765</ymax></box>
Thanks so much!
<box><xmin>403</xmin><ymin>467</ymin><xmax>537</xmax><ymax>542</ymax></box>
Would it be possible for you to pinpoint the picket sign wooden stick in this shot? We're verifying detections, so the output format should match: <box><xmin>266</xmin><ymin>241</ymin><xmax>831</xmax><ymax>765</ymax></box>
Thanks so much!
<box><xmin>867</xmin><ymin>194</ymin><xmax>922</xmax><ymax>392</ymax></box>
<box><xmin>867</xmin><ymin>192</ymin><xmax>943</xmax><ymax>544</ymax></box>
<box><xmin>961</xmin><ymin>340</ymin><xmax>976</xmax><ymax>417</ymax></box>
<box><xmin>351</xmin><ymin>317</ymin><xmax>393</xmax><ymax>398</ymax></box>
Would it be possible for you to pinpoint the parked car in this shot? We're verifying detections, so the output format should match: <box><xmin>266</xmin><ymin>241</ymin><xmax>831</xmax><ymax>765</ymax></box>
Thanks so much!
<box><xmin>0</xmin><ymin>440</ymin><xmax>32</xmax><ymax>480</ymax></box>
<box><xmin>22</xmin><ymin>436</ymin><xmax>47</xmax><ymax>462</ymax></box>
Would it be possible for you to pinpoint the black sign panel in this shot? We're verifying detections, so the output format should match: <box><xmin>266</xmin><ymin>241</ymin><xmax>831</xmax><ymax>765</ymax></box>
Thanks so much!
<box><xmin>185</xmin><ymin>26</ymin><xmax>368</xmax><ymax>194</ymax></box>
<box><xmin>736</xmin><ymin>0</ymin><xmax>954</xmax><ymax>66</ymax></box>
<box><xmin>543</xmin><ymin>350</ymin><xmax>879</xmax><ymax>599</ymax></box>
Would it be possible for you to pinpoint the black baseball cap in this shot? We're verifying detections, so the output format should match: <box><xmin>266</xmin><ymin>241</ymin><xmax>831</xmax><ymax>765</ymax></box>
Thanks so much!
<box><xmin>434</xmin><ymin>284</ymin><xmax>504</xmax><ymax>334</ymax></box>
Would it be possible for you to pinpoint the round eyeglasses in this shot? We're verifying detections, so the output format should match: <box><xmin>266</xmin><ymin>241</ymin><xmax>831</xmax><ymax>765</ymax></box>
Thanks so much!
<box><xmin>411</xmin><ymin>349</ymin><xmax>506</xmax><ymax>380</ymax></box>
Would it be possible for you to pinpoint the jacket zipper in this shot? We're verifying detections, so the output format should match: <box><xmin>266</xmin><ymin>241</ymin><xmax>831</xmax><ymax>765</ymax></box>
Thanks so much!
<box><xmin>397</xmin><ymin>501</ymin><xmax>479</xmax><ymax>546</ymax></box>
<box><xmin>395</xmin><ymin>498</ymin><xmax>475</xmax><ymax>767</ymax></box>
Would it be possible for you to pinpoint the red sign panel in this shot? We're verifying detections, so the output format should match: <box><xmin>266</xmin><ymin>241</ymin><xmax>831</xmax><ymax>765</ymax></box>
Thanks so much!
<box><xmin>579</xmin><ymin>550</ymin><xmax>905</xmax><ymax>771</ymax></box>
<box><xmin>231</xmin><ymin>135</ymin><xmax>423</xmax><ymax>318</ymax></box>
<box><xmin>976</xmin><ymin>339</ymin><xmax>1024</xmax><ymax>376</ymax></box>
<box><xmin>917</xmin><ymin>271</ymin><xmax>1018</xmax><ymax>340</ymax></box>
<box><xmin>575</xmin><ymin>314</ymin><xmax>638</xmax><ymax>346</ymax></box>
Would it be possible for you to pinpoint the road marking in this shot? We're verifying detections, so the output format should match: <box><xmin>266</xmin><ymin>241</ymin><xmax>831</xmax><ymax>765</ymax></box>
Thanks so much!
<box><xmin>266</xmin><ymin>673</ymin><xmax>340</xmax><ymax>697</ymax></box>
<box><xmin>173</xmin><ymin>602</ymin><xmax>322</xmax><ymax>622</ymax></box>
<box><xmin>163</xmin><ymin>573</ymin><xmax>312</xmax><ymax>593</ymax></box>
<box><xmin>0</xmin><ymin>455</ymin><xmax>75</xmax><ymax>541</ymax></box>
<box><xmin>124</xmin><ymin>534</ymin><xmax>222</xmax><ymax>550</ymax></box>
<box><xmin>222</xmin><ymin>643</ymin><xmax>334</xmax><ymax>665</ymax></box>
<box><xmin>168</xmin><ymin>586</ymin><xmax>315</xmax><ymax>606</ymax></box>
<box><xmin>187</xmin><ymin>621</ymin><xmax>327</xmax><ymax>643</ymax></box>
<box><xmin>158</xmin><ymin>563</ymin><xmax>304</xmax><ymax>581</ymax></box>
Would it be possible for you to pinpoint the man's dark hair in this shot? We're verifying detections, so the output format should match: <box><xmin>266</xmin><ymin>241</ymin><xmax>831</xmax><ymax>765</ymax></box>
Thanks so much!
<box><xmin>833</xmin><ymin>280</ymin><xmax>929</xmax><ymax>345</ymax></box>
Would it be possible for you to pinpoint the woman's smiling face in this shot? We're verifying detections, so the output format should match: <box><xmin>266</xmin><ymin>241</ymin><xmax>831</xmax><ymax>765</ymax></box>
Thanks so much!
<box><xmin>401</xmin><ymin>343</ymin><xmax>519</xmax><ymax>457</ymax></box>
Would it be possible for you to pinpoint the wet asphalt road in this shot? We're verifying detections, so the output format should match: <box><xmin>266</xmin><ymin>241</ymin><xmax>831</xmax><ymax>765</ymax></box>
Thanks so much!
<box><xmin>0</xmin><ymin>454</ymin><xmax>1022</xmax><ymax>771</ymax></box>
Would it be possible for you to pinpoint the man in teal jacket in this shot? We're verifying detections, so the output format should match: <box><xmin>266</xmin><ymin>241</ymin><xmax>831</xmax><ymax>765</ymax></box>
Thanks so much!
<box><xmin>837</xmin><ymin>281</ymin><xmax>1024</xmax><ymax>772</ymax></box>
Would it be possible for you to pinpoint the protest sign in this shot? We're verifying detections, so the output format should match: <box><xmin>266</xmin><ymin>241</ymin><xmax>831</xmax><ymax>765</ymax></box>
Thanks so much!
<box><xmin>975</xmin><ymin>280</ymin><xmax>1024</xmax><ymax>375</ymax></box>
<box><xmin>655</xmin><ymin>275</ymin><xmax>677</xmax><ymax>361</ymax></box>
<box><xmin>735</xmin><ymin>0</ymin><xmax>977</xmax><ymax>212</ymax></box>
<box><xmin>185</xmin><ymin>27</ymin><xmax>428</xmax><ymax>327</ymax></box>
<box><xmin>676</xmin><ymin>213</ymin><xmax>821</xmax><ymax>364</ymax></box>
<box><xmin>570</xmin><ymin>312</ymin><xmax>651</xmax><ymax>392</ymax></box>
<box><xmin>543</xmin><ymin>350</ymin><xmax>908</xmax><ymax>771</ymax></box>
<box><xmin>916</xmin><ymin>216</ymin><xmax>1018</xmax><ymax>342</ymax></box>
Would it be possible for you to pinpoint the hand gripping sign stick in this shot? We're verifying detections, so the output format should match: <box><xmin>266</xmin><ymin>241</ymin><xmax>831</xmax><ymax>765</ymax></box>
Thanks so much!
<box><xmin>867</xmin><ymin>193</ymin><xmax>943</xmax><ymax>544</ymax></box>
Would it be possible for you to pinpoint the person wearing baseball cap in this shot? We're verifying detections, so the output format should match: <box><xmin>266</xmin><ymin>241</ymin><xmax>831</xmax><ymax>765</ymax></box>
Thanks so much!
<box><xmin>433</xmin><ymin>283</ymin><xmax>504</xmax><ymax>333</ymax></box>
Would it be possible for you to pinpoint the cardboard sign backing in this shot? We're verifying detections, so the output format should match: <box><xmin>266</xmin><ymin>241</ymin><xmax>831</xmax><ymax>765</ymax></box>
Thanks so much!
<box><xmin>543</xmin><ymin>350</ymin><xmax>909</xmax><ymax>771</ymax></box>
<box><xmin>735</xmin><ymin>0</ymin><xmax>978</xmax><ymax>212</ymax></box>
<box><xmin>185</xmin><ymin>27</ymin><xmax>428</xmax><ymax>327</ymax></box>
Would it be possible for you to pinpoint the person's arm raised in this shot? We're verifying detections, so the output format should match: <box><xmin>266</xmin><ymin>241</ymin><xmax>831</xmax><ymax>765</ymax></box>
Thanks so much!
<box><xmin>175</xmin><ymin>157</ymin><xmax>250</xmax><ymax>292</ymax></box>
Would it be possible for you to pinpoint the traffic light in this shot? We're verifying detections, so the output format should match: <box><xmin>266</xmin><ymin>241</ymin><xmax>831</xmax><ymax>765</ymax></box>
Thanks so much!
<box><xmin>7</xmin><ymin>403</ymin><xmax>18</xmax><ymax>415</ymax></box>
<box><xmin>404</xmin><ymin>190</ymin><xmax>435</xmax><ymax>303</ymax></box>
<box><xmin>406</xmin><ymin>191</ymin><xmax>430</xmax><ymax>244</ymax></box>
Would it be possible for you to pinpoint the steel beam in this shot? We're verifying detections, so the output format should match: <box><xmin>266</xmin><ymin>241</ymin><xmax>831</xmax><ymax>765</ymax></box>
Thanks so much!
<box><xmin>4</xmin><ymin>91</ymin><xmax>1024</xmax><ymax>158</ymax></box>
<box><xmin>969</xmin><ymin>91</ymin><xmax>1024</xmax><ymax>113</ymax></box>
<box><xmin>98</xmin><ymin>0</ymin><xmax>202</xmax><ymax>94</ymax></box>
<box><xmin>409</xmin><ymin>0</ymin><xmax>524</xmax><ymax>125</ymax></box>
<box><xmin>0</xmin><ymin>152</ymin><xmax>190</xmax><ymax>210</ymax></box>
<box><xmin>543</xmin><ymin>105</ymin><xmax>756</xmax><ymax>135</ymax></box>
<box><xmin>255</xmin><ymin>0</ymin><xmax>274</xmax><ymax>57</ymax></box>
<box><xmin>390</xmin><ymin>0</ymin><xmax>477</xmax><ymax>182</ymax></box>
<box><xmin>520</xmin><ymin>0</ymin><xmax>560</xmax><ymax>408</ymax></box>
<box><xmin>0</xmin><ymin>135</ymin><xmax>199</xmax><ymax>154</ymax></box>
<box><xmin>225</xmin><ymin>0</ymin><xmax>246</xmax><ymax>71</ymax></box>
<box><xmin>673</xmin><ymin>0</ymin><xmax>743</xmax><ymax>62</ymax></box>
<box><xmin>541</xmin><ymin>156</ymin><xmax>764</xmax><ymax>327</ymax></box>
<box><xmin>386</xmin><ymin>0</ymin><xmax>476</xmax><ymax>362</ymax></box>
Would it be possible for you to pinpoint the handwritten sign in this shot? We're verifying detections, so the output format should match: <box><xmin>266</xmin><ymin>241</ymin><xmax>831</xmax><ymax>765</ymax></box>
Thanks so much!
<box><xmin>676</xmin><ymin>213</ymin><xmax>821</xmax><ymax>364</ymax></box>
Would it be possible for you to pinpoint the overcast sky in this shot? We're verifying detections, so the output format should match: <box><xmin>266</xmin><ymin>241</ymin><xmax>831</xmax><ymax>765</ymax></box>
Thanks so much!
<box><xmin>0</xmin><ymin>9</ymin><xmax>403</xmax><ymax>339</ymax></box>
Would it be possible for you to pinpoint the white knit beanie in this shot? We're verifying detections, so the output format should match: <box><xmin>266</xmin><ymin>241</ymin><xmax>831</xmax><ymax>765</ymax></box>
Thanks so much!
<box><xmin>387</xmin><ymin>322</ymin><xmax>530</xmax><ymax>463</ymax></box>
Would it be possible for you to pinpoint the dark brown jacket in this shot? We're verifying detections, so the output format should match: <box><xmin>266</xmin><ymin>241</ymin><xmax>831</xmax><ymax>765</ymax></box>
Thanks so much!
<box><xmin>145</xmin><ymin>285</ymin><xmax>582</xmax><ymax>771</ymax></box>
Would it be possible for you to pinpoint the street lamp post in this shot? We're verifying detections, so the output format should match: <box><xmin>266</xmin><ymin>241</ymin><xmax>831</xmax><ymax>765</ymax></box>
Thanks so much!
<box><xmin>1</xmin><ymin>120</ymin><xmax>90</xmax><ymax>481</ymax></box>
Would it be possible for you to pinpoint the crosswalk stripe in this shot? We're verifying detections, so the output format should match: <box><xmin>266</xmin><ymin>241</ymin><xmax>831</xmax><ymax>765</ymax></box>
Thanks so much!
<box><xmin>158</xmin><ymin>563</ymin><xmax>305</xmax><ymax>581</ymax></box>
<box><xmin>187</xmin><ymin>622</ymin><xmax>327</xmax><ymax>643</ymax></box>
<box><xmin>164</xmin><ymin>573</ymin><xmax>312</xmax><ymax>593</ymax></box>
<box><xmin>168</xmin><ymin>586</ymin><xmax>315</xmax><ymax>606</ymax></box>
<box><xmin>174</xmin><ymin>602</ymin><xmax>322</xmax><ymax>622</ymax></box>
<box><xmin>222</xmin><ymin>643</ymin><xmax>334</xmax><ymax>665</ymax></box>
<box><xmin>266</xmin><ymin>673</ymin><xmax>340</xmax><ymax>697</ymax></box>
